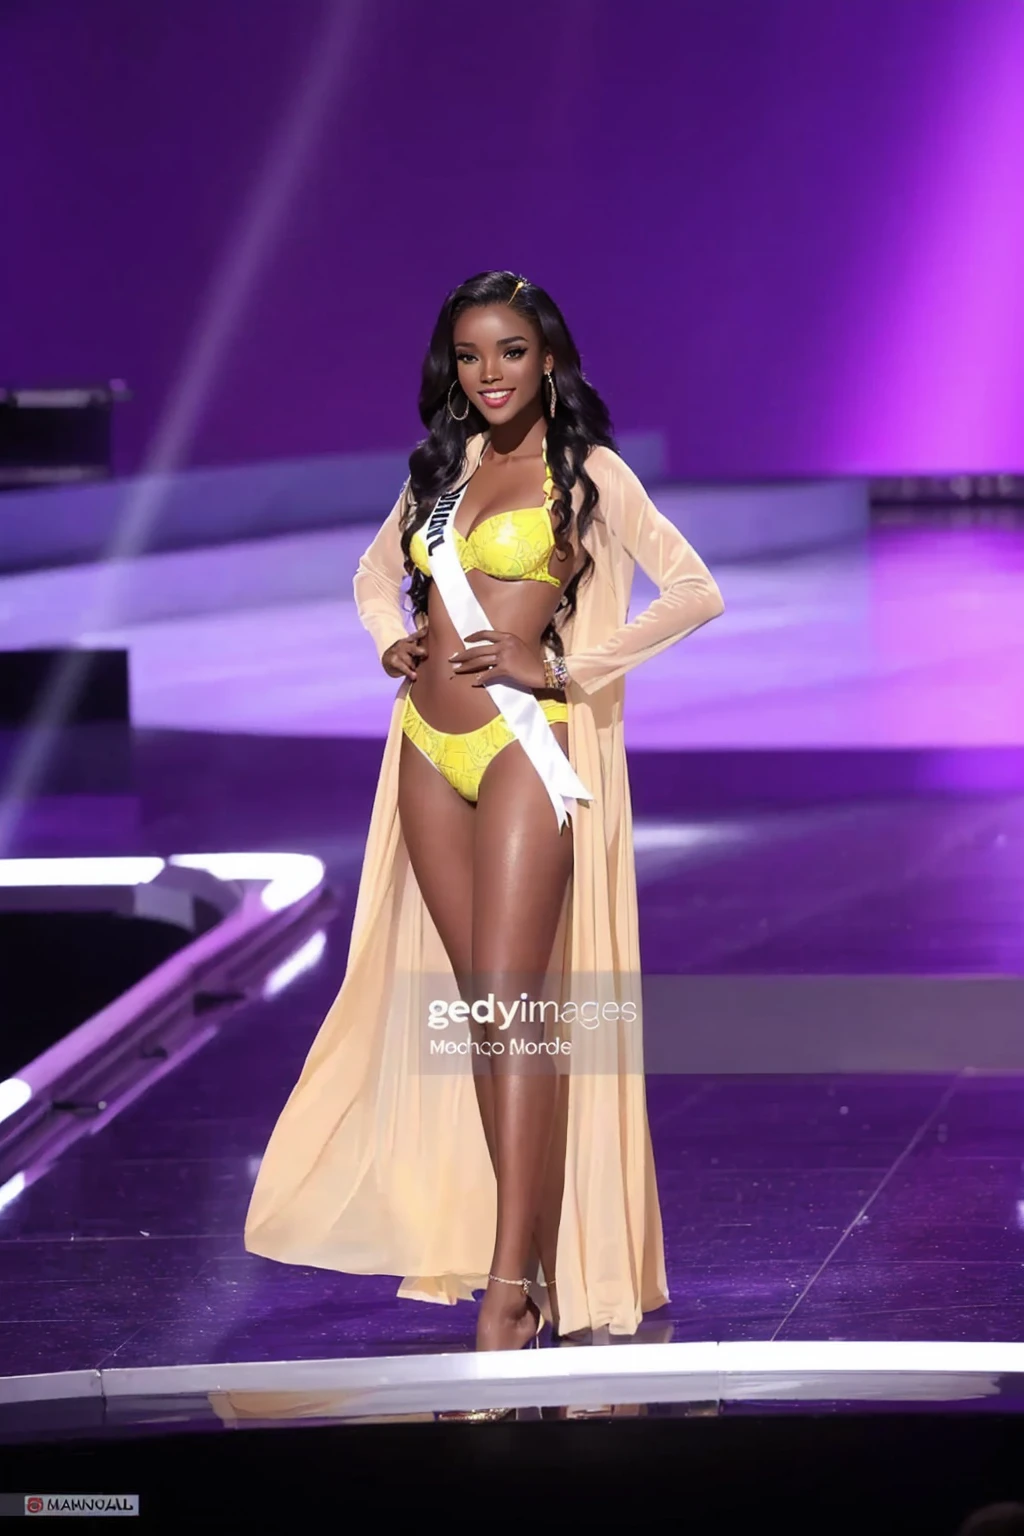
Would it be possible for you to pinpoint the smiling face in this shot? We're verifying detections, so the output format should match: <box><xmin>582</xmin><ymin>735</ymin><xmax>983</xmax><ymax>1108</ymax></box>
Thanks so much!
<box><xmin>452</xmin><ymin>303</ymin><xmax>552</xmax><ymax>428</ymax></box>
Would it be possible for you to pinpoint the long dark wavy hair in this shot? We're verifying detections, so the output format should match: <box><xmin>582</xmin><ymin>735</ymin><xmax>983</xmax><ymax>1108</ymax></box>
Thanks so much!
<box><xmin>400</xmin><ymin>270</ymin><xmax>616</xmax><ymax>655</ymax></box>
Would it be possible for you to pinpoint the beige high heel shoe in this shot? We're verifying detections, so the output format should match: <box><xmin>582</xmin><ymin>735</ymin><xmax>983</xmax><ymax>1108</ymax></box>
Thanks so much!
<box><xmin>532</xmin><ymin>1276</ymin><xmax>558</xmax><ymax>1335</ymax></box>
<box><xmin>435</xmin><ymin>1275</ymin><xmax>544</xmax><ymax>1424</ymax></box>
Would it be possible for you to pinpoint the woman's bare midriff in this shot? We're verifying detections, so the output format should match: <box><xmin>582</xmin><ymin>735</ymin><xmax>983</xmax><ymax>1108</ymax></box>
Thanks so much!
<box><xmin>410</xmin><ymin>572</ymin><xmax>565</xmax><ymax>734</ymax></box>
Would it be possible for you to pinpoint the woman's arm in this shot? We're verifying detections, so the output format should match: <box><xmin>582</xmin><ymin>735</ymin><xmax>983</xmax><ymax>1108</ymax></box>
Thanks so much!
<box><xmin>563</xmin><ymin>453</ymin><xmax>724</xmax><ymax>694</ymax></box>
<box><xmin>352</xmin><ymin>481</ymin><xmax>413</xmax><ymax>660</ymax></box>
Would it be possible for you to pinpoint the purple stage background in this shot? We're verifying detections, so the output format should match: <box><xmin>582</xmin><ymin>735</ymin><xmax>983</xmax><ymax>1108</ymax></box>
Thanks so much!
<box><xmin>3</xmin><ymin>0</ymin><xmax>1024</xmax><ymax>480</ymax></box>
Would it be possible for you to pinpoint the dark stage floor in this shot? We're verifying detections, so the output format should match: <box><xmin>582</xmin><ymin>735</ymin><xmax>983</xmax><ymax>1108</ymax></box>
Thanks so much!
<box><xmin>1</xmin><ymin>727</ymin><xmax>1022</xmax><ymax>1380</ymax></box>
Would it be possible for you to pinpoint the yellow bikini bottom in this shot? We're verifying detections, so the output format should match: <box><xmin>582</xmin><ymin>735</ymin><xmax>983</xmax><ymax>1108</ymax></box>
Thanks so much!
<box><xmin>402</xmin><ymin>695</ymin><xmax>568</xmax><ymax>804</ymax></box>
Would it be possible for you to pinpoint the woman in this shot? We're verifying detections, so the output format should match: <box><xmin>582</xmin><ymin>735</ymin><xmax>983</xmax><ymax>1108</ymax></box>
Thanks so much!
<box><xmin>245</xmin><ymin>270</ymin><xmax>724</xmax><ymax>1358</ymax></box>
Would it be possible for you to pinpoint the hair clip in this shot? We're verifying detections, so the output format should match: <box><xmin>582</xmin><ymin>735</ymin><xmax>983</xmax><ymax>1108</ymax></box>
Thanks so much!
<box><xmin>509</xmin><ymin>277</ymin><xmax>526</xmax><ymax>303</ymax></box>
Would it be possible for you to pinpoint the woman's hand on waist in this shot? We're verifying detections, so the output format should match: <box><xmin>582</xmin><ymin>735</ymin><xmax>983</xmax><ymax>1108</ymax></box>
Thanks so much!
<box><xmin>450</xmin><ymin>629</ymin><xmax>546</xmax><ymax>691</ymax></box>
<box><xmin>382</xmin><ymin>626</ymin><xmax>428</xmax><ymax>680</ymax></box>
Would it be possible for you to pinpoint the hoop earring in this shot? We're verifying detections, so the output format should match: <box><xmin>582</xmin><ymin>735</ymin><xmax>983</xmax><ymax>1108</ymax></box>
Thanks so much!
<box><xmin>447</xmin><ymin>381</ymin><xmax>470</xmax><ymax>422</ymax></box>
<box><xmin>545</xmin><ymin>369</ymin><xmax>557</xmax><ymax>419</ymax></box>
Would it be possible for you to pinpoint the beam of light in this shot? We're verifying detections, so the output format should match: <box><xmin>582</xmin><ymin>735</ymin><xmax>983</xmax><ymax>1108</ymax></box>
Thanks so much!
<box><xmin>840</xmin><ymin>3</ymin><xmax>1024</xmax><ymax>471</ymax></box>
<box><xmin>0</xmin><ymin>857</ymin><xmax>165</xmax><ymax>886</ymax></box>
<box><xmin>0</xmin><ymin>0</ymin><xmax>365</xmax><ymax>855</ymax></box>
<box><xmin>0</xmin><ymin>1173</ymin><xmax>26</xmax><ymax>1214</ymax></box>
<box><xmin>0</xmin><ymin>1078</ymin><xmax>31</xmax><ymax>1127</ymax></box>
<box><xmin>632</xmin><ymin>823</ymin><xmax>747</xmax><ymax>851</ymax></box>
<box><xmin>169</xmin><ymin>852</ymin><xmax>325</xmax><ymax>911</ymax></box>
<box><xmin>262</xmin><ymin>929</ymin><xmax>328</xmax><ymax>998</ymax></box>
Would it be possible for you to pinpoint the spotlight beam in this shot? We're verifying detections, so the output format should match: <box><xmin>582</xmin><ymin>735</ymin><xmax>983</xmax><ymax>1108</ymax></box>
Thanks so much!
<box><xmin>0</xmin><ymin>0</ymin><xmax>365</xmax><ymax>853</ymax></box>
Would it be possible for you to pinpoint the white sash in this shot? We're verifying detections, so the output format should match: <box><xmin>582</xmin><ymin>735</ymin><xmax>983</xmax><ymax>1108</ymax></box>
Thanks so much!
<box><xmin>424</xmin><ymin>482</ymin><xmax>593</xmax><ymax>829</ymax></box>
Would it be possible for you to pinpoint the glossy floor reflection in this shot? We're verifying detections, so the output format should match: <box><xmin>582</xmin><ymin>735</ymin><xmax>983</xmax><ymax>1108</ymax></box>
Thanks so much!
<box><xmin>2</xmin><ymin>740</ymin><xmax>1023</xmax><ymax>1376</ymax></box>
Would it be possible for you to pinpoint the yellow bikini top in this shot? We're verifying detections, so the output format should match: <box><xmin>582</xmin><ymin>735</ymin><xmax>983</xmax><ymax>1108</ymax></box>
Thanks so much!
<box><xmin>409</xmin><ymin>452</ymin><xmax>560</xmax><ymax>588</ymax></box>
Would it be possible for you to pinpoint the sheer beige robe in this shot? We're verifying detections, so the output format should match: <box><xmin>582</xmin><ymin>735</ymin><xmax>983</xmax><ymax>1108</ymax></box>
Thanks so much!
<box><xmin>244</xmin><ymin>438</ymin><xmax>724</xmax><ymax>1336</ymax></box>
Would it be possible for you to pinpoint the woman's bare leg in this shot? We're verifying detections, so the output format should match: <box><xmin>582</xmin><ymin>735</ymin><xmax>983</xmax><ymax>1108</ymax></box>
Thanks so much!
<box><xmin>529</xmin><ymin>888</ymin><xmax>570</xmax><ymax>1329</ymax></box>
<box><xmin>398</xmin><ymin>735</ymin><xmax>474</xmax><ymax>972</ymax></box>
<box><xmin>472</xmin><ymin>726</ymin><xmax>573</xmax><ymax>1351</ymax></box>
<box><xmin>400</xmin><ymin>725</ymin><xmax>573</xmax><ymax>1347</ymax></box>
<box><xmin>397</xmin><ymin>738</ymin><xmax>497</xmax><ymax>1166</ymax></box>
<box><xmin>533</xmin><ymin>1071</ymin><xmax>568</xmax><ymax>1331</ymax></box>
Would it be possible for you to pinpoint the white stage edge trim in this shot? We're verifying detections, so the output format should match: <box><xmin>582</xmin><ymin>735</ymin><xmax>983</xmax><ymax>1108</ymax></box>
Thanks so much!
<box><xmin>0</xmin><ymin>1371</ymin><xmax>101</xmax><ymax>1405</ymax></box>
<box><xmin>2</xmin><ymin>1343</ymin><xmax>1022</xmax><ymax>1414</ymax></box>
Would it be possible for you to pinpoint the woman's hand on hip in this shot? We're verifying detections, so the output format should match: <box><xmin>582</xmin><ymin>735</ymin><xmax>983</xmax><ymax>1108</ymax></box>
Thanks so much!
<box><xmin>382</xmin><ymin>627</ymin><xmax>428</xmax><ymax>680</ymax></box>
<box><xmin>450</xmin><ymin>630</ymin><xmax>547</xmax><ymax>690</ymax></box>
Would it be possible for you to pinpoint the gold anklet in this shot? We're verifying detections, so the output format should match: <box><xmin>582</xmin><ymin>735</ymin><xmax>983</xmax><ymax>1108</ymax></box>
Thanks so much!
<box><xmin>488</xmin><ymin>1273</ymin><xmax>531</xmax><ymax>1296</ymax></box>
